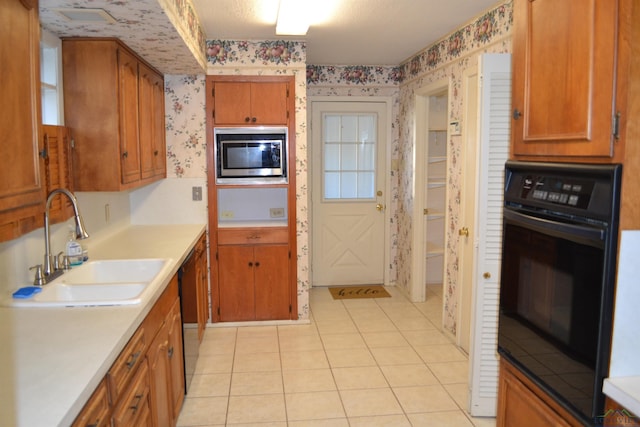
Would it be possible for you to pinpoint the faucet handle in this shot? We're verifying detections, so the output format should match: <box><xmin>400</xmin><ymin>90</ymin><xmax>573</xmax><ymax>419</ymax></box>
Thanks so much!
<box><xmin>57</xmin><ymin>251</ymin><xmax>71</xmax><ymax>270</ymax></box>
<box><xmin>29</xmin><ymin>264</ymin><xmax>46</xmax><ymax>286</ymax></box>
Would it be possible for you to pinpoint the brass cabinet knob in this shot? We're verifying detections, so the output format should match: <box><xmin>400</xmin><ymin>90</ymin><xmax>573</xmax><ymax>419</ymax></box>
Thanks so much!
<box><xmin>459</xmin><ymin>227</ymin><xmax>469</xmax><ymax>237</ymax></box>
<box><xmin>483</xmin><ymin>272</ymin><xmax>491</xmax><ymax>279</ymax></box>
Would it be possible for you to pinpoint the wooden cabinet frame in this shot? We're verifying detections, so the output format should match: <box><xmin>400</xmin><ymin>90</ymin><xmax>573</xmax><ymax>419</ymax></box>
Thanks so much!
<box><xmin>205</xmin><ymin>75</ymin><xmax>297</xmax><ymax>322</ymax></box>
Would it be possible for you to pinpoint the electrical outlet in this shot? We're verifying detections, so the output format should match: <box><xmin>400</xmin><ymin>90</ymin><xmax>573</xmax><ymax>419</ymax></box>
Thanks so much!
<box><xmin>221</xmin><ymin>210</ymin><xmax>235</xmax><ymax>219</ymax></box>
<box><xmin>270</xmin><ymin>207</ymin><xmax>285</xmax><ymax>218</ymax></box>
<box><xmin>192</xmin><ymin>186</ymin><xmax>202</xmax><ymax>201</ymax></box>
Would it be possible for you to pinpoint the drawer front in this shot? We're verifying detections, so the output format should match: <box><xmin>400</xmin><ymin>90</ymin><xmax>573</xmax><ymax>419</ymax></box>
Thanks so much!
<box><xmin>107</xmin><ymin>326</ymin><xmax>146</xmax><ymax>402</ymax></box>
<box><xmin>112</xmin><ymin>358</ymin><xmax>150</xmax><ymax>427</ymax></box>
<box><xmin>218</xmin><ymin>227</ymin><xmax>288</xmax><ymax>245</ymax></box>
<box><xmin>71</xmin><ymin>379</ymin><xmax>110</xmax><ymax>427</ymax></box>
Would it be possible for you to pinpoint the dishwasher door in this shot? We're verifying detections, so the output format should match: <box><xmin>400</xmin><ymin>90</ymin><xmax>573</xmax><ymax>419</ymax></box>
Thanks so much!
<box><xmin>178</xmin><ymin>249</ymin><xmax>199</xmax><ymax>393</ymax></box>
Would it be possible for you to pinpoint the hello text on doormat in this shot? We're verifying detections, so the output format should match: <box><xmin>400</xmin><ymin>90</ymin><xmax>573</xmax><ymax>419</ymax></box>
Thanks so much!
<box><xmin>328</xmin><ymin>285</ymin><xmax>391</xmax><ymax>300</ymax></box>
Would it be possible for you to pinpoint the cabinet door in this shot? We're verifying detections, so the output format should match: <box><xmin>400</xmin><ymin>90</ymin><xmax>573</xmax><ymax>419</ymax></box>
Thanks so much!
<box><xmin>138</xmin><ymin>63</ymin><xmax>155</xmax><ymax>180</ymax></box>
<box><xmin>112</xmin><ymin>359</ymin><xmax>151</xmax><ymax>427</ymax></box>
<box><xmin>511</xmin><ymin>0</ymin><xmax>619</xmax><ymax>158</ymax></box>
<box><xmin>254</xmin><ymin>244</ymin><xmax>290</xmax><ymax>320</ymax></box>
<box><xmin>151</xmin><ymin>72</ymin><xmax>166</xmax><ymax>177</ymax></box>
<box><xmin>212</xmin><ymin>81</ymin><xmax>288</xmax><ymax>125</ymax></box>
<box><xmin>0</xmin><ymin>0</ymin><xmax>45</xmax><ymax>241</ymax></box>
<box><xmin>167</xmin><ymin>300</ymin><xmax>185</xmax><ymax>424</ymax></box>
<box><xmin>118</xmin><ymin>48</ymin><xmax>141</xmax><ymax>184</ymax></box>
<box><xmin>213</xmin><ymin>81</ymin><xmax>252</xmax><ymax>124</ymax></box>
<box><xmin>218</xmin><ymin>245</ymin><xmax>255</xmax><ymax>321</ymax></box>
<box><xmin>250</xmin><ymin>82</ymin><xmax>288</xmax><ymax>125</ymax></box>
<box><xmin>147</xmin><ymin>321</ymin><xmax>172</xmax><ymax>427</ymax></box>
<box><xmin>72</xmin><ymin>379</ymin><xmax>110</xmax><ymax>427</ymax></box>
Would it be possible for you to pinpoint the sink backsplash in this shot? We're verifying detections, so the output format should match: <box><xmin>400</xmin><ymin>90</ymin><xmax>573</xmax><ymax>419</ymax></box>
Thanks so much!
<box><xmin>0</xmin><ymin>191</ymin><xmax>131</xmax><ymax>295</ymax></box>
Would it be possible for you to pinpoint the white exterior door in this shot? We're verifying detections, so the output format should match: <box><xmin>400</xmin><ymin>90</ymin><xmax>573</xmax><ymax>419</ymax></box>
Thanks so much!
<box><xmin>468</xmin><ymin>53</ymin><xmax>512</xmax><ymax>416</ymax></box>
<box><xmin>311</xmin><ymin>101</ymin><xmax>387</xmax><ymax>286</ymax></box>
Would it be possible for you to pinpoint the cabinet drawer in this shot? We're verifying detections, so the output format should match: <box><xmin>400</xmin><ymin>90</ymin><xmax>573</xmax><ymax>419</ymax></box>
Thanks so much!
<box><xmin>107</xmin><ymin>326</ymin><xmax>146</xmax><ymax>402</ymax></box>
<box><xmin>72</xmin><ymin>379</ymin><xmax>110</xmax><ymax>427</ymax></box>
<box><xmin>112</xmin><ymin>358</ymin><xmax>150</xmax><ymax>427</ymax></box>
<box><xmin>218</xmin><ymin>227</ymin><xmax>288</xmax><ymax>245</ymax></box>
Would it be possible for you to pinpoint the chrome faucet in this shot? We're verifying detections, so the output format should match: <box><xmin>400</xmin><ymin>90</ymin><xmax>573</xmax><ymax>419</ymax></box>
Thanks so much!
<box><xmin>43</xmin><ymin>188</ymin><xmax>90</xmax><ymax>279</ymax></box>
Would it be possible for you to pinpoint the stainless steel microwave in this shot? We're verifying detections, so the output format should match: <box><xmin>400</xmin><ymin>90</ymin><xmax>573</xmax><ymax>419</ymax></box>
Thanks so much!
<box><xmin>214</xmin><ymin>127</ymin><xmax>287</xmax><ymax>184</ymax></box>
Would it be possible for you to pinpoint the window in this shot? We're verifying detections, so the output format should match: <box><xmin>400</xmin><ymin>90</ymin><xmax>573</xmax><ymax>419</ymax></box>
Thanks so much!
<box><xmin>322</xmin><ymin>113</ymin><xmax>377</xmax><ymax>200</ymax></box>
<box><xmin>40</xmin><ymin>30</ymin><xmax>63</xmax><ymax>125</ymax></box>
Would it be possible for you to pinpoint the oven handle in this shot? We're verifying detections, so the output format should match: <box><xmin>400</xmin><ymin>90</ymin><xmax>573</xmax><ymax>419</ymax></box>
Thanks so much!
<box><xmin>504</xmin><ymin>209</ymin><xmax>605</xmax><ymax>243</ymax></box>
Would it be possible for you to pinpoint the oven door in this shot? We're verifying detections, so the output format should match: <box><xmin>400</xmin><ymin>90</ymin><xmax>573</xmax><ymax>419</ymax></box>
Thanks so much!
<box><xmin>498</xmin><ymin>208</ymin><xmax>611</xmax><ymax>421</ymax></box>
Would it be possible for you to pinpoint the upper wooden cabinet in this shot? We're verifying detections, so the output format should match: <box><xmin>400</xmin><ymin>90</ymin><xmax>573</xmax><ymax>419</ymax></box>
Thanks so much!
<box><xmin>511</xmin><ymin>0</ymin><xmax>621</xmax><ymax>159</ymax></box>
<box><xmin>211</xmin><ymin>79</ymin><xmax>290</xmax><ymax>126</ymax></box>
<box><xmin>62</xmin><ymin>38</ymin><xmax>166</xmax><ymax>191</ymax></box>
<box><xmin>0</xmin><ymin>0</ymin><xmax>46</xmax><ymax>242</ymax></box>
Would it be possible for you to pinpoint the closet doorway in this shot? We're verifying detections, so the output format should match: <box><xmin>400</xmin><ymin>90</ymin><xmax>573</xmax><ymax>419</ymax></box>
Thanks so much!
<box><xmin>411</xmin><ymin>80</ymin><xmax>450</xmax><ymax>310</ymax></box>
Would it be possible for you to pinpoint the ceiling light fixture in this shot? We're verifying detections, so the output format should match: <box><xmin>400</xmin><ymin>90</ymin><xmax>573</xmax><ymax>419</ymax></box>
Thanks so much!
<box><xmin>275</xmin><ymin>0</ymin><xmax>310</xmax><ymax>36</ymax></box>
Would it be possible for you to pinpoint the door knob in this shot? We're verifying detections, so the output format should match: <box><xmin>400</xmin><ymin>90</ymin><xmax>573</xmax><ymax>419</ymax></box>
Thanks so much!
<box><xmin>459</xmin><ymin>227</ymin><xmax>469</xmax><ymax>237</ymax></box>
<box><xmin>483</xmin><ymin>272</ymin><xmax>491</xmax><ymax>279</ymax></box>
<box><xmin>376</xmin><ymin>203</ymin><xmax>385</xmax><ymax>212</ymax></box>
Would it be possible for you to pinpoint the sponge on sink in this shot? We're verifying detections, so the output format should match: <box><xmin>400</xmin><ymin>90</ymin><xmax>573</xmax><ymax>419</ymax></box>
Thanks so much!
<box><xmin>12</xmin><ymin>286</ymin><xmax>42</xmax><ymax>299</ymax></box>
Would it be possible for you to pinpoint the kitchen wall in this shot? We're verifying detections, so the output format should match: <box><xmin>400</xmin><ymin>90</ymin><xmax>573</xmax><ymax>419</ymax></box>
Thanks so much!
<box><xmin>395</xmin><ymin>1</ymin><xmax>513</xmax><ymax>335</ymax></box>
<box><xmin>306</xmin><ymin>66</ymin><xmax>402</xmax><ymax>284</ymax></box>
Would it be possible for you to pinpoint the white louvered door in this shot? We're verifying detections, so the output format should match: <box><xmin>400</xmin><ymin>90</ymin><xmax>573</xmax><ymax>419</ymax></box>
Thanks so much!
<box><xmin>468</xmin><ymin>53</ymin><xmax>511</xmax><ymax>416</ymax></box>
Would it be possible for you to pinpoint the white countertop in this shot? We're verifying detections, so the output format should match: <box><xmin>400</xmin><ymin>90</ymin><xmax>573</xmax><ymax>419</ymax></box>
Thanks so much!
<box><xmin>603</xmin><ymin>377</ymin><xmax>640</xmax><ymax>416</ymax></box>
<box><xmin>0</xmin><ymin>224</ymin><xmax>206</xmax><ymax>427</ymax></box>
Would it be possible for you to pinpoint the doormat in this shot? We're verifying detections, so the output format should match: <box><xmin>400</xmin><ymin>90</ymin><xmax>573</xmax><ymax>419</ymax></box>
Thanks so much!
<box><xmin>328</xmin><ymin>285</ymin><xmax>391</xmax><ymax>300</ymax></box>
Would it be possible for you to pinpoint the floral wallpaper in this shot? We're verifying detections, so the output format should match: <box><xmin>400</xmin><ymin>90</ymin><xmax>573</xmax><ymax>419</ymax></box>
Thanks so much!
<box><xmin>395</xmin><ymin>0</ymin><xmax>513</xmax><ymax>335</ymax></box>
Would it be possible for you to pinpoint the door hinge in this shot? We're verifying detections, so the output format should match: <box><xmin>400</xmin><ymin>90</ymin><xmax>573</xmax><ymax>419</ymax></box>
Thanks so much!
<box><xmin>212</xmin><ymin>87</ymin><xmax>215</xmax><ymax>97</ymax></box>
<box><xmin>217</xmin><ymin>307</ymin><xmax>220</xmax><ymax>315</ymax></box>
<box><xmin>289</xmin><ymin>304</ymin><xmax>292</xmax><ymax>313</ymax></box>
<box><xmin>286</xmin><ymin>88</ymin><xmax>289</xmax><ymax>97</ymax></box>
<box><xmin>613</xmin><ymin>111</ymin><xmax>621</xmax><ymax>140</ymax></box>
<box><xmin>215</xmin><ymin>251</ymin><xmax>218</xmax><ymax>261</ymax></box>
<box><xmin>288</xmin><ymin>250</ymin><xmax>291</xmax><ymax>259</ymax></box>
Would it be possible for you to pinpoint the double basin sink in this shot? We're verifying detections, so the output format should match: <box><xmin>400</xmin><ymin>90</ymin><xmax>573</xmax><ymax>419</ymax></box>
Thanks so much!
<box><xmin>5</xmin><ymin>258</ymin><xmax>172</xmax><ymax>307</ymax></box>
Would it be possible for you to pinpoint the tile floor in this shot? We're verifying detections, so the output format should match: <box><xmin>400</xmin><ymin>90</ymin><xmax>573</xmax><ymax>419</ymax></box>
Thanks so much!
<box><xmin>177</xmin><ymin>284</ymin><xmax>497</xmax><ymax>426</ymax></box>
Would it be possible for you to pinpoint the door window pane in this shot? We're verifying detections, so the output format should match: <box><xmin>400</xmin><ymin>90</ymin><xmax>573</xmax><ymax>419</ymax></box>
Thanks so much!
<box><xmin>322</xmin><ymin>113</ymin><xmax>378</xmax><ymax>200</ymax></box>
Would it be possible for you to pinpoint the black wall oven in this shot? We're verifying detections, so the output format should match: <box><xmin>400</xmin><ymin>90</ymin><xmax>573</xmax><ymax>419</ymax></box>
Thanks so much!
<box><xmin>498</xmin><ymin>161</ymin><xmax>622</xmax><ymax>425</ymax></box>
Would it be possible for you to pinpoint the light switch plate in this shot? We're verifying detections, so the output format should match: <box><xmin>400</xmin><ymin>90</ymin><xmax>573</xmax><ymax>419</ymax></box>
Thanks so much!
<box><xmin>192</xmin><ymin>186</ymin><xmax>202</xmax><ymax>201</ymax></box>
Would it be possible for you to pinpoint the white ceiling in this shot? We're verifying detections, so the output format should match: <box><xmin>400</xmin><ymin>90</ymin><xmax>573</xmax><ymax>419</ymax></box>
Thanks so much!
<box><xmin>192</xmin><ymin>0</ymin><xmax>502</xmax><ymax>65</ymax></box>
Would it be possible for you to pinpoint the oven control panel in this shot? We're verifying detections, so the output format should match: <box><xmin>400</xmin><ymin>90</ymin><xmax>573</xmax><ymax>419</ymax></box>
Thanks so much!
<box><xmin>520</xmin><ymin>175</ymin><xmax>593</xmax><ymax>209</ymax></box>
<box><xmin>504</xmin><ymin>161</ymin><xmax>622</xmax><ymax>220</ymax></box>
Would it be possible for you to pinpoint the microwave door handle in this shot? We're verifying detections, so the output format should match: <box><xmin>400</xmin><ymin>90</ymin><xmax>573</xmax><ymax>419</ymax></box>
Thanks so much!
<box><xmin>504</xmin><ymin>209</ymin><xmax>605</xmax><ymax>243</ymax></box>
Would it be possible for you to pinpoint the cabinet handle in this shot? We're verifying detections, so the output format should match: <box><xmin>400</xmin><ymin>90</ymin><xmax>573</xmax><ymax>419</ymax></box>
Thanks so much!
<box><xmin>512</xmin><ymin>109</ymin><xmax>522</xmax><ymax>120</ymax></box>
<box><xmin>129</xmin><ymin>393</ymin><xmax>144</xmax><ymax>414</ymax></box>
<box><xmin>125</xmin><ymin>350</ymin><xmax>141</xmax><ymax>370</ymax></box>
<box><xmin>122</xmin><ymin>151</ymin><xmax>128</xmax><ymax>159</ymax></box>
<box><xmin>244</xmin><ymin>117</ymin><xmax>250</xmax><ymax>122</ymax></box>
<box><xmin>255</xmin><ymin>261</ymin><xmax>260</xmax><ymax>267</ymax></box>
<box><xmin>248</xmin><ymin>261</ymin><xmax>253</xmax><ymax>267</ymax></box>
<box><xmin>168</xmin><ymin>346</ymin><xmax>174</xmax><ymax>359</ymax></box>
<box><xmin>154</xmin><ymin>150</ymin><xmax>159</xmax><ymax>156</ymax></box>
<box><xmin>251</xmin><ymin>117</ymin><xmax>257</xmax><ymax>123</ymax></box>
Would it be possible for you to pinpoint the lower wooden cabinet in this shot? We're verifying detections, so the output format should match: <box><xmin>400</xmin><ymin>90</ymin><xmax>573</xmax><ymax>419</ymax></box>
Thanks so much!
<box><xmin>71</xmin><ymin>379</ymin><xmax>110</xmax><ymax>427</ymax></box>
<box><xmin>218</xmin><ymin>237</ymin><xmax>290</xmax><ymax>321</ymax></box>
<box><xmin>497</xmin><ymin>358</ymin><xmax>581</xmax><ymax>427</ymax></box>
<box><xmin>73</xmin><ymin>275</ymin><xmax>184</xmax><ymax>427</ymax></box>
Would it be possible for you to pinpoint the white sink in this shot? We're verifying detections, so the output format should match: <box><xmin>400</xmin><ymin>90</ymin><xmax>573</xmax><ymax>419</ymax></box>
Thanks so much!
<box><xmin>5</xmin><ymin>258</ymin><xmax>172</xmax><ymax>307</ymax></box>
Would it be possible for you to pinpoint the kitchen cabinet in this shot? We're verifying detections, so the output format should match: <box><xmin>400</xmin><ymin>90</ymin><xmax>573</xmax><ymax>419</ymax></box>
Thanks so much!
<box><xmin>0</xmin><ymin>0</ymin><xmax>46</xmax><ymax>242</ymax></box>
<box><xmin>71</xmin><ymin>379</ymin><xmax>110</xmax><ymax>427</ymax></box>
<box><xmin>497</xmin><ymin>358</ymin><xmax>581</xmax><ymax>427</ymax></box>
<box><xmin>211</xmin><ymin>79</ymin><xmax>289</xmax><ymax>125</ymax></box>
<box><xmin>181</xmin><ymin>233</ymin><xmax>209</xmax><ymax>341</ymax></box>
<box><xmin>217</xmin><ymin>228</ymin><xmax>290</xmax><ymax>321</ymax></box>
<box><xmin>72</xmin><ymin>274</ymin><xmax>184</xmax><ymax>427</ymax></box>
<box><xmin>206</xmin><ymin>75</ymin><xmax>298</xmax><ymax>323</ymax></box>
<box><xmin>62</xmin><ymin>38</ymin><xmax>166</xmax><ymax>191</ymax></box>
<box><xmin>511</xmin><ymin>0</ymin><xmax>620</xmax><ymax>160</ymax></box>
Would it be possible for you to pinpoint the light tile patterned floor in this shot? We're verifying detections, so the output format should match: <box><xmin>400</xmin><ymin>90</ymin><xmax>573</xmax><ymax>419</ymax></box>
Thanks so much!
<box><xmin>177</xmin><ymin>285</ymin><xmax>497</xmax><ymax>426</ymax></box>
